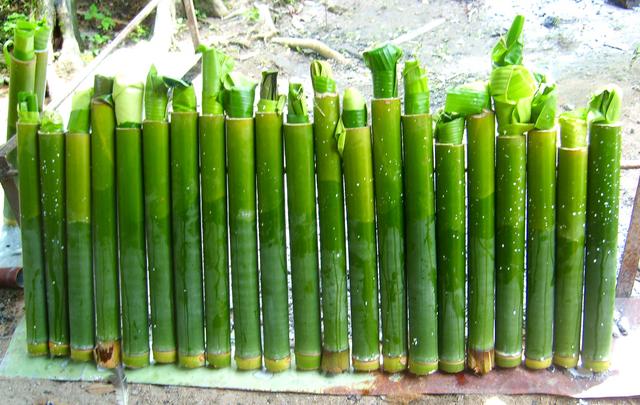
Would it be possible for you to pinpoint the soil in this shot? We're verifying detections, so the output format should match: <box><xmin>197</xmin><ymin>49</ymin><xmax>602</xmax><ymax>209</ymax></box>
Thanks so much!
<box><xmin>0</xmin><ymin>0</ymin><xmax>639</xmax><ymax>403</ymax></box>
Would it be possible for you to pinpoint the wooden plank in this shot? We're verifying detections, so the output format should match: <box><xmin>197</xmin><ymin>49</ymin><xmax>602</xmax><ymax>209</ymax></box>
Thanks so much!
<box><xmin>618</xmin><ymin>174</ymin><xmax>640</xmax><ymax>297</ymax></box>
<box><xmin>182</xmin><ymin>0</ymin><xmax>201</xmax><ymax>48</ymax></box>
<box><xmin>0</xmin><ymin>136</ymin><xmax>20</xmax><ymax>224</ymax></box>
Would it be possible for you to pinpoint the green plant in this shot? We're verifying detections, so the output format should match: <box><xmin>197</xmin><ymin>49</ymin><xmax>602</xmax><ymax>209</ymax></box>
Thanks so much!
<box><xmin>243</xmin><ymin>6</ymin><xmax>260</xmax><ymax>22</ymax></box>
<box><xmin>84</xmin><ymin>3</ymin><xmax>115</xmax><ymax>33</ymax></box>
<box><xmin>130</xmin><ymin>25</ymin><xmax>148</xmax><ymax>43</ymax></box>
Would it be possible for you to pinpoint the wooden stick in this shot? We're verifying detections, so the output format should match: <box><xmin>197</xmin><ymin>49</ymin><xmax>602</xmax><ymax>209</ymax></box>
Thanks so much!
<box><xmin>271</xmin><ymin>37</ymin><xmax>349</xmax><ymax>64</ymax></box>
<box><xmin>47</xmin><ymin>0</ymin><xmax>161</xmax><ymax>111</ymax></box>
<box><xmin>390</xmin><ymin>19</ymin><xmax>445</xmax><ymax>45</ymax></box>
<box><xmin>617</xmin><ymin>174</ymin><xmax>640</xmax><ymax>297</ymax></box>
<box><xmin>182</xmin><ymin>0</ymin><xmax>201</xmax><ymax>49</ymax></box>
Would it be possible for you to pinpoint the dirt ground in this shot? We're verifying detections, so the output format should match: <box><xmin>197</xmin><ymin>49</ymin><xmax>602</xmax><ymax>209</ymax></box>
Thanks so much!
<box><xmin>0</xmin><ymin>0</ymin><xmax>640</xmax><ymax>403</ymax></box>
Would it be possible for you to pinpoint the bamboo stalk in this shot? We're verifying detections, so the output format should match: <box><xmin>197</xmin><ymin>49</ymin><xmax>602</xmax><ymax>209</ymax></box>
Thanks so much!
<box><xmin>495</xmin><ymin>135</ymin><xmax>526</xmax><ymax>368</ymax></box>
<box><xmin>341</xmin><ymin>90</ymin><xmax>380</xmax><ymax>372</ymax></box>
<box><xmin>142</xmin><ymin>120</ymin><xmax>177</xmax><ymax>363</ymax></box>
<box><xmin>371</xmin><ymin>97</ymin><xmax>407</xmax><ymax>373</ymax></box>
<box><xmin>66</xmin><ymin>130</ymin><xmax>95</xmax><ymax>362</ymax></box>
<box><xmin>90</xmin><ymin>76</ymin><xmax>121</xmax><ymax>368</ymax></box>
<box><xmin>17</xmin><ymin>118</ymin><xmax>48</xmax><ymax>356</ymax></box>
<box><xmin>200</xmin><ymin>114</ymin><xmax>231</xmax><ymax>369</ymax></box>
<box><xmin>524</xmin><ymin>128</ymin><xmax>557</xmax><ymax>369</ymax></box>
<box><xmin>553</xmin><ymin>114</ymin><xmax>588</xmax><ymax>369</ymax></box>
<box><xmin>116</xmin><ymin>127</ymin><xmax>149</xmax><ymax>368</ymax></box>
<box><xmin>171</xmin><ymin>110</ymin><xmax>205</xmax><ymax>368</ymax></box>
<box><xmin>39</xmin><ymin>117</ymin><xmax>69</xmax><ymax>356</ymax></box>
<box><xmin>435</xmin><ymin>141</ymin><xmax>466</xmax><ymax>374</ymax></box>
<box><xmin>284</xmin><ymin>120</ymin><xmax>322</xmax><ymax>371</ymax></box>
<box><xmin>255</xmin><ymin>110</ymin><xmax>290</xmax><ymax>372</ymax></box>
<box><xmin>226</xmin><ymin>117</ymin><xmax>262</xmax><ymax>370</ymax></box>
<box><xmin>466</xmin><ymin>110</ymin><xmax>496</xmax><ymax>374</ymax></box>
<box><xmin>582</xmin><ymin>123</ymin><xmax>622</xmax><ymax>372</ymax></box>
<box><xmin>312</xmin><ymin>83</ymin><xmax>349</xmax><ymax>372</ymax></box>
<box><xmin>403</xmin><ymin>113</ymin><xmax>438</xmax><ymax>375</ymax></box>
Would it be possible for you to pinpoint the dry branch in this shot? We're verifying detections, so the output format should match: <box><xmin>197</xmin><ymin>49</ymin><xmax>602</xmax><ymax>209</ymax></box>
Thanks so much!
<box><xmin>271</xmin><ymin>37</ymin><xmax>349</xmax><ymax>64</ymax></box>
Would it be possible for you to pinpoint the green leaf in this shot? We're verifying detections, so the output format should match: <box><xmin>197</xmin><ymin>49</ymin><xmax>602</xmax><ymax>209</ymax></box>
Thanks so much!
<box><xmin>490</xmin><ymin>64</ymin><xmax>536</xmax><ymax>102</ymax></box>
<box><xmin>587</xmin><ymin>85</ymin><xmax>622</xmax><ymax>124</ymax></box>
<box><xmin>531</xmin><ymin>81</ymin><xmax>557</xmax><ymax>130</ymax></box>
<box><xmin>444</xmin><ymin>81</ymin><xmax>489</xmax><ymax>116</ymax></box>
<box><xmin>144</xmin><ymin>65</ymin><xmax>169</xmax><ymax>121</ymax></box>
<box><xmin>287</xmin><ymin>82</ymin><xmax>309</xmax><ymax>124</ymax></box>
<box><xmin>40</xmin><ymin>110</ymin><xmax>64</xmax><ymax>133</ymax></box>
<box><xmin>402</xmin><ymin>58</ymin><xmax>429</xmax><ymax>115</ymax></box>
<box><xmin>198</xmin><ymin>44</ymin><xmax>235</xmax><ymax>115</ymax></box>
<box><xmin>492</xmin><ymin>15</ymin><xmax>525</xmax><ymax>67</ymax></box>
<box><xmin>362</xmin><ymin>43</ymin><xmax>403</xmax><ymax>98</ymax></box>
<box><xmin>68</xmin><ymin>87</ymin><xmax>93</xmax><ymax>133</ymax></box>
<box><xmin>310</xmin><ymin>60</ymin><xmax>337</xmax><ymax>94</ymax></box>
<box><xmin>341</xmin><ymin>87</ymin><xmax>367</xmax><ymax>128</ymax></box>
<box><xmin>113</xmin><ymin>72</ymin><xmax>144</xmax><ymax>127</ymax></box>
<box><xmin>559</xmin><ymin>110</ymin><xmax>588</xmax><ymax>148</ymax></box>
<box><xmin>17</xmin><ymin>91</ymin><xmax>39</xmax><ymax>124</ymax></box>
<box><xmin>434</xmin><ymin>109</ymin><xmax>464</xmax><ymax>144</ymax></box>
<box><xmin>222</xmin><ymin>71</ymin><xmax>257</xmax><ymax>118</ymax></box>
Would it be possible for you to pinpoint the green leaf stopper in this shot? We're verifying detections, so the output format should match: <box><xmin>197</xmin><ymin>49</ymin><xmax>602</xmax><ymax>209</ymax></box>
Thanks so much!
<box><xmin>197</xmin><ymin>44</ymin><xmax>234</xmax><ymax>115</ymax></box>
<box><xmin>531</xmin><ymin>79</ymin><xmax>557</xmax><ymax>130</ymax></box>
<box><xmin>34</xmin><ymin>18</ymin><xmax>51</xmax><ymax>51</ymax></box>
<box><xmin>287</xmin><ymin>82</ymin><xmax>309</xmax><ymax>124</ymax></box>
<box><xmin>310</xmin><ymin>60</ymin><xmax>337</xmax><ymax>94</ymax></box>
<box><xmin>434</xmin><ymin>110</ymin><xmax>465</xmax><ymax>145</ymax></box>
<box><xmin>17</xmin><ymin>91</ymin><xmax>39</xmax><ymax>124</ymax></box>
<box><xmin>492</xmin><ymin>15</ymin><xmax>525</xmax><ymax>67</ymax></box>
<box><xmin>402</xmin><ymin>58</ymin><xmax>430</xmax><ymax>115</ymax></box>
<box><xmin>144</xmin><ymin>65</ymin><xmax>169</xmax><ymax>121</ymax></box>
<box><xmin>257</xmin><ymin>70</ymin><xmax>286</xmax><ymax>114</ymax></box>
<box><xmin>444</xmin><ymin>81</ymin><xmax>490</xmax><ymax>116</ymax></box>
<box><xmin>362</xmin><ymin>43</ymin><xmax>403</xmax><ymax>98</ymax></box>
<box><xmin>559</xmin><ymin>109</ymin><xmax>588</xmax><ymax>148</ymax></box>
<box><xmin>40</xmin><ymin>110</ymin><xmax>64</xmax><ymax>133</ymax></box>
<box><xmin>342</xmin><ymin>87</ymin><xmax>367</xmax><ymax>129</ymax></box>
<box><xmin>588</xmin><ymin>85</ymin><xmax>622</xmax><ymax>124</ymax></box>
<box><xmin>68</xmin><ymin>87</ymin><xmax>93</xmax><ymax>134</ymax></box>
<box><xmin>113</xmin><ymin>73</ymin><xmax>144</xmax><ymax>128</ymax></box>
<box><xmin>222</xmin><ymin>72</ymin><xmax>257</xmax><ymax>118</ymax></box>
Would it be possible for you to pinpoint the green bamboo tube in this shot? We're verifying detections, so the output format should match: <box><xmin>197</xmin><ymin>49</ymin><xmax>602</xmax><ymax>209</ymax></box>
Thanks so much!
<box><xmin>170</xmin><ymin>111</ymin><xmax>205</xmax><ymax>368</ymax></box>
<box><xmin>38</xmin><ymin>123</ymin><xmax>69</xmax><ymax>356</ymax></box>
<box><xmin>142</xmin><ymin>120</ymin><xmax>177</xmax><ymax>364</ymax></box>
<box><xmin>17</xmin><ymin>119</ymin><xmax>48</xmax><ymax>356</ymax></box>
<box><xmin>284</xmin><ymin>121</ymin><xmax>322</xmax><ymax>371</ymax></box>
<box><xmin>39</xmin><ymin>118</ymin><xmax>69</xmax><ymax>356</ymax></box>
<box><xmin>255</xmin><ymin>111</ymin><xmax>290</xmax><ymax>373</ymax></box>
<box><xmin>553</xmin><ymin>116</ymin><xmax>588</xmax><ymax>369</ymax></box>
<box><xmin>342</xmin><ymin>89</ymin><xmax>380</xmax><ymax>372</ymax></box>
<box><xmin>116</xmin><ymin>127</ymin><xmax>149</xmax><ymax>368</ymax></box>
<box><xmin>495</xmin><ymin>135</ymin><xmax>526</xmax><ymax>368</ymax></box>
<box><xmin>402</xmin><ymin>113</ymin><xmax>438</xmax><ymax>375</ymax></box>
<box><xmin>90</xmin><ymin>77</ymin><xmax>121</xmax><ymax>368</ymax></box>
<box><xmin>371</xmin><ymin>97</ymin><xmax>407</xmax><ymax>373</ymax></box>
<box><xmin>524</xmin><ymin>128</ymin><xmax>557</xmax><ymax>369</ymax></box>
<box><xmin>200</xmin><ymin>114</ymin><xmax>231</xmax><ymax>369</ymax></box>
<box><xmin>226</xmin><ymin>117</ymin><xmax>262</xmax><ymax>370</ymax></box>
<box><xmin>466</xmin><ymin>110</ymin><xmax>496</xmax><ymax>374</ymax></box>
<box><xmin>435</xmin><ymin>142</ymin><xmax>466</xmax><ymax>374</ymax></box>
<box><xmin>582</xmin><ymin>123</ymin><xmax>622</xmax><ymax>372</ymax></box>
<box><xmin>66</xmin><ymin>131</ymin><xmax>94</xmax><ymax>362</ymax></box>
<box><xmin>34</xmin><ymin>50</ymin><xmax>48</xmax><ymax>111</ymax></box>
<box><xmin>313</xmin><ymin>93</ymin><xmax>349</xmax><ymax>373</ymax></box>
<box><xmin>6</xmin><ymin>55</ymin><xmax>35</xmax><ymax>224</ymax></box>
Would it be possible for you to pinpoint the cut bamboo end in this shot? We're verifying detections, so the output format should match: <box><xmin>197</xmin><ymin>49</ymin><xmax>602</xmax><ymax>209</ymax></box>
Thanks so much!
<box><xmin>352</xmin><ymin>357</ymin><xmax>380</xmax><ymax>372</ymax></box>
<box><xmin>383</xmin><ymin>355</ymin><xmax>407</xmax><ymax>373</ymax></box>
<box><xmin>153</xmin><ymin>350</ymin><xmax>177</xmax><ymax>364</ymax></box>
<box><xmin>207</xmin><ymin>352</ymin><xmax>231</xmax><ymax>369</ymax></box>
<box><xmin>467</xmin><ymin>348</ymin><xmax>494</xmax><ymax>375</ymax></box>
<box><xmin>27</xmin><ymin>342</ymin><xmax>49</xmax><ymax>357</ymax></box>
<box><xmin>408</xmin><ymin>358</ymin><xmax>438</xmax><ymax>376</ymax></box>
<box><xmin>123</xmin><ymin>352</ymin><xmax>150</xmax><ymax>369</ymax></box>
<box><xmin>94</xmin><ymin>341</ymin><xmax>121</xmax><ymax>368</ymax></box>
<box><xmin>582</xmin><ymin>358</ymin><xmax>610</xmax><ymax>373</ymax></box>
<box><xmin>438</xmin><ymin>359</ymin><xmax>465</xmax><ymax>374</ymax></box>
<box><xmin>295</xmin><ymin>352</ymin><xmax>321</xmax><ymax>371</ymax></box>
<box><xmin>48</xmin><ymin>342</ymin><xmax>70</xmax><ymax>357</ymax></box>
<box><xmin>265</xmin><ymin>356</ymin><xmax>291</xmax><ymax>373</ymax></box>
<box><xmin>552</xmin><ymin>354</ymin><xmax>579</xmax><ymax>369</ymax></box>
<box><xmin>495</xmin><ymin>352</ymin><xmax>522</xmax><ymax>368</ymax></box>
<box><xmin>70</xmin><ymin>348</ymin><xmax>94</xmax><ymax>362</ymax></box>
<box><xmin>178</xmin><ymin>353</ymin><xmax>205</xmax><ymax>368</ymax></box>
<box><xmin>236</xmin><ymin>355</ymin><xmax>262</xmax><ymax>371</ymax></box>
<box><xmin>525</xmin><ymin>356</ymin><xmax>552</xmax><ymax>370</ymax></box>
<box><xmin>321</xmin><ymin>349</ymin><xmax>350</xmax><ymax>373</ymax></box>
